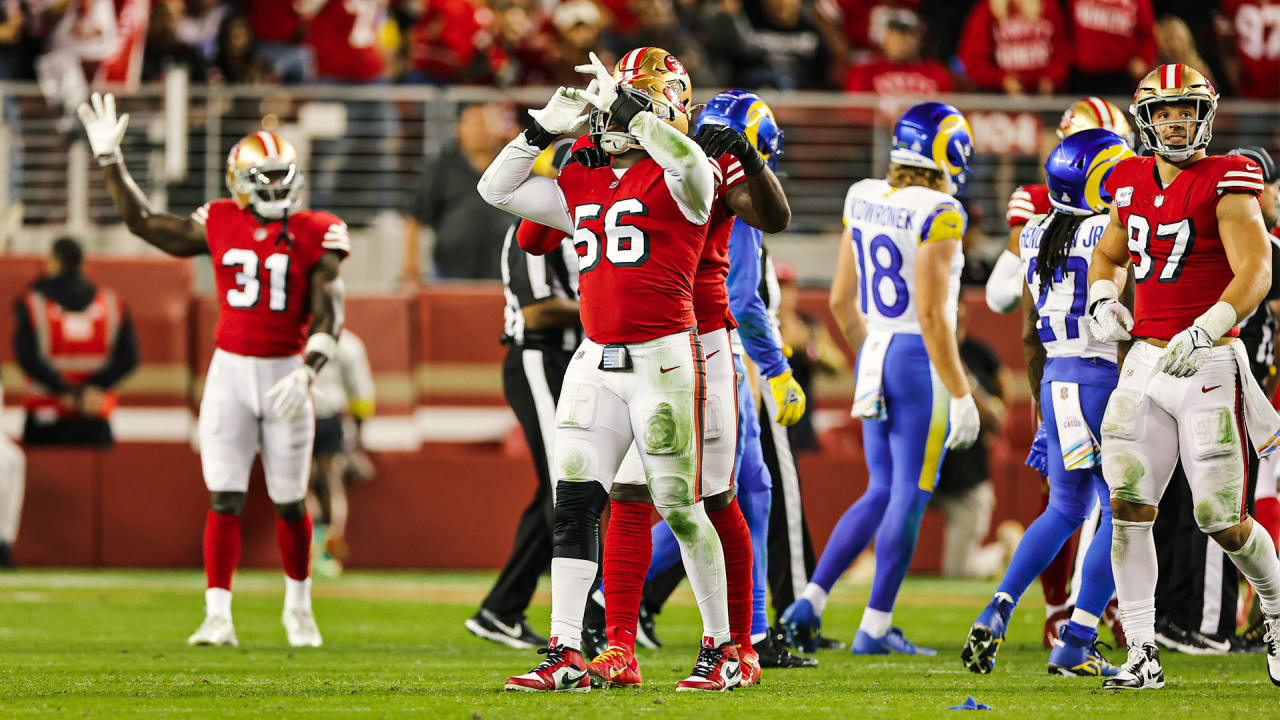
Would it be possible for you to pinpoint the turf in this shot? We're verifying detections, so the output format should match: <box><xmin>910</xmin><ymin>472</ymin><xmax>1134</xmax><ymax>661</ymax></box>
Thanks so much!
<box><xmin>0</xmin><ymin>570</ymin><xmax>1274</xmax><ymax>718</ymax></box>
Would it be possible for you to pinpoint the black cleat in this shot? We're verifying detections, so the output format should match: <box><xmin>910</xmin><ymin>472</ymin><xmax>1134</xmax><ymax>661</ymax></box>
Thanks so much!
<box><xmin>0</xmin><ymin>541</ymin><xmax>12</xmax><ymax>568</ymax></box>
<box><xmin>1154</xmin><ymin>618</ymin><xmax>1229</xmax><ymax>655</ymax></box>
<box><xmin>1103</xmin><ymin>642</ymin><xmax>1164</xmax><ymax>690</ymax></box>
<box><xmin>815</xmin><ymin>632</ymin><xmax>847</xmax><ymax>650</ymax></box>
<box><xmin>636</xmin><ymin>603</ymin><xmax>662</xmax><ymax>649</ymax></box>
<box><xmin>464</xmin><ymin>608</ymin><xmax>547</xmax><ymax>650</ymax></box>
<box><xmin>582</xmin><ymin>592</ymin><xmax>608</xmax><ymax>660</ymax></box>
<box><xmin>757</xmin><ymin>626</ymin><xmax>818</xmax><ymax>668</ymax></box>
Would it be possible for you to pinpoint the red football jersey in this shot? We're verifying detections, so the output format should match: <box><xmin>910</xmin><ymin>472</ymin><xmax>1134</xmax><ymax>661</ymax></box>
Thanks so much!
<box><xmin>308</xmin><ymin>0</ymin><xmax>386</xmax><ymax>81</ymax></box>
<box><xmin>1006</xmin><ymin>184</ymin><xmax>1051</xmax><ymax>228</ymax></box>
<box><xmin>693</xmin><ymin>155</ymin><xmax>748</xmax><ymax>335</ymax></box>
<box><xmin>555</xmin><ymin>155</ymin><xmax>709</xmax><ymax>344</ymax></box>
<box><xmin>194</xmin><ymin>200</ymin><xmax>351</xmax><ymax>357</ymax></box>
<box><xmin>1105</xmin><ymin>154</ymin><xmax>1265</xmax><ymax>340</ymax></box>
<box><xmin>1221</xmin><ymin>0</ymin><xmax>1280</xmax><ymax>100</ymax></box>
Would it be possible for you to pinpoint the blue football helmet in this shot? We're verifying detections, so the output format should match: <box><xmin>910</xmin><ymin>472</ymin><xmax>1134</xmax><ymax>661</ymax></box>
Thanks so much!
<box><xmin>696</xmin><ymin>90</ymin><xmax>784</xmax><ymax>170</ymax></box>
<box><xmin>1045</xmin><ymin>128</ymin><xmax>1135</xmax><ymax>216</ymax></box>
<box><xmin>889</xmin><ymin>102</ymin><xmax>974</xmax><ymax>195</ymax></box>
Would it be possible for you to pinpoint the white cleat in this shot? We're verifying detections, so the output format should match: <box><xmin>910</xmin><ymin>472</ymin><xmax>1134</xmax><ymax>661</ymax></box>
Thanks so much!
<box><xmin>188</xmin><ymin>615</ymin><xmax>238</xmax><ymax>647</ymax></box>
<box><xmin>1265</xmin><ymin>617</ymin><xmax>1280</xmax><ymax>688</ymax></box>
<box><xmin>282</xmin><ymin>608</ymin><xmax>323</xmax><ymax>647</ymax></box>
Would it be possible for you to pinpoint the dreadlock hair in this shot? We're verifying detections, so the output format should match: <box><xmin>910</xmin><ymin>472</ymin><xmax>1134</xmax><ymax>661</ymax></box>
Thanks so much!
<box><xmin>1035</xmin><ymin>210</ymin><xmax>1087</xmax><ymax>289</ymax></box>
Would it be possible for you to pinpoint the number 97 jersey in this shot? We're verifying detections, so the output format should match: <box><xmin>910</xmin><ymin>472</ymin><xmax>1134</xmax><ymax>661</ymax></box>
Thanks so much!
<box><xmin>842</xmin><ymin>178</ymin><xmax>965</xmax><ymax>334</ymax></box>
<box><xmin>194</xmin><ymin>199</ymin><xmax>351</xmax><ymax>358</ymax></box>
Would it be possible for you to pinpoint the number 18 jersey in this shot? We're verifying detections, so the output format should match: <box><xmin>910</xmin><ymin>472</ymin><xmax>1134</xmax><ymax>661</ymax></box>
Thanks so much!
<box><xmin>1019</xmin><ymin>213</ymin><xmax>1116</xmax><ymax>362</ymax></box>
<box><xmin>842</xmin><ymin>178</ymin><xmax>965</xmax><ymax>335</ymax></box>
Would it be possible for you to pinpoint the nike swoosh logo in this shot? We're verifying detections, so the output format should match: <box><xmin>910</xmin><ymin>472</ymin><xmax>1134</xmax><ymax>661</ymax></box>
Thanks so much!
<box><xmin>725</xmin><ymin>665</ymin><xmax>739</xmax><ymax>680</ymax></box>
<box><xmin>490</xmin><ymin>617</ymin><xmax>522</xmax><ymax>637</ymax></box>
<box><xmin>706</xmin><ymin>350</ymin><xmax>720</xmax><ymax>360</ymax></box>
<box><xmin>562</xmin><ymin>670</ymin><xmax>587</xmax><ymax>686</ymax></box>
<box><xmin>660</xmin><ymin>366</ymin><xmax>680</xmax><ymax>373</ymax></box>
<box><xmin>1202</xmin><ymin>385</ymin><xmax>1221</xmax><ymax>393</ymax></box>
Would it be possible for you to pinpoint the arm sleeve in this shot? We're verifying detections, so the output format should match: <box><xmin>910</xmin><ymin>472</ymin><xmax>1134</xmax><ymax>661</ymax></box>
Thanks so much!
<box><xmin>88</xmin><ymin>307</ymin><xmax>140</xmax><ymax>389</ymax></box>
<box><xmin>340</xmin><ymin>333</ymin><xmax>376</xmax><ymax>419</ymax></box>
<box><xmin>728</xmin><ymin>223</ymin><xmax>790</xmax><ymax>378</ymax></box>
<box><xmin>516</xmin><ymin>217</ymin><xmax>570</xmax><ymax>256</ymax></box>
<box><xmin>475</xmin><ymin>135</ymin><xmax>574</xmax><ymax>234</ymax></box>
<box><xmin>627</xmin><ymin>112</ymin><xmax>715</xmax><ymax>226</ymax></box>
<box><xmin>12</xmin><ymin>299</ymin><xmax>67</xmax><ymax>393</ymax></box>
<box><xmin>986</xmin><ymin>248</ymin><xmax>1026</xmax><ymax>313</ymax></box>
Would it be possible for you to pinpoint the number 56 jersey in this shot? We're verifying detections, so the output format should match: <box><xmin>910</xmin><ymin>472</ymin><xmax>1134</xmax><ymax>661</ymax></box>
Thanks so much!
<box><xmin>194</xmin><ymin>199</ymin><xmax>351</xmax><ymax>358</ymax></box>
<box><xmin>842</xmin><ymin>178</ymin><xmax>965</xmax><ymax>334</ymax></box>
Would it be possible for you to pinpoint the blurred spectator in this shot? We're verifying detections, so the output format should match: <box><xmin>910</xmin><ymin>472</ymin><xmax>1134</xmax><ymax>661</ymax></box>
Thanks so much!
<box><xmin>1068</xmin><ymin>0</ymin><xmax>1156</xmax><ymax>95</ymax></box>
<box><xmin>959</xmin><ymin>199</ymin><xmax>996</xmax><ymax>286</ymax></box>
<box><xmin>844</xmin><ymin>8</ymin><xmax>952</xmax><ymax>95</ymax></box>
<box><xmin>699</xmin><ymin>0</ymin><xmax>773</xmax><ymax>87</ymax></box>
<box><xmin>924</xmin><ymin>0</ymin><xmax>981</xmax><ymax>66</ymax></box>
<box><xmin>742</xmin><ymin>0</ymin><xmax>833</xmax><ymax>89</ymax></box>
<box><xmin>1216</xmin><ymin>0</ymin><xmax>1280</xmax><ymax>99</ymax></box>
<box><xmin>141</xmin><ymin>0</ymin><xmax>207</xmax><ymax>83</ymax></box>
<box><xmin>211</xmin><ymin>12</ymin><xmax>272</xmax><ymax>84</ymax></box>
<box><xmin>34</xmin><ymin>0</ymin><xmax>118</xmax><ymax>115</ymax></box>
<box><xmin>957</xmin><ymin>0</ymin><xmax>1068</xmax><ymax>95</ymax></box>
<box><xmin>403</xmin><ymin>104</ymin><xmax>515</xmax><ymax>281</ymax></box>
<box><xmin>1156</xmin><ymin>15</ymin><xmax>1210</xmax><ymax>75</ymax></box>
<box><xmin>304</xmin><ymin>0</ymin><xmax>388</xmax><ymax>83</ymax></box>
<box><xmin>0</xmin><ymin>0</ymin><xmax>26</xmax><ymax>80</ymax></box>
<box><xmin>404</xmin><ymin>0</ymin><xmax>509</xmax><ymax>84</ymax></box>
<box><xmin>237</xmin><ymin>0</ymin><xmax>312</xmax><ymax>82</ymax></box>
<box><xmin>12</xmin><ymin>238</ymin><xmax>138</xmax><ymax>447</ymax></box>
<box><xmin>176</xmin><ymin>0</ymin><xmax>228</xmax><ymax>62</ymax></box>
<box><xmin>598</xmin><ymin>0</ymin><xmax>640</xmax><ymax>36</ymax></box>
<box><xmin>518</xmin><ymin>0</ymin><xmax>605</xmax><ymax>86</ymax></box>
<box><xmin>0</xmin><ymin>367</ymin><xmax>25</xmax><ymax>568</ymax></box>
<box><xmin>608</xmin><ymin>0</ymin><xmax>710</xmax><ymax>86</ymax></box>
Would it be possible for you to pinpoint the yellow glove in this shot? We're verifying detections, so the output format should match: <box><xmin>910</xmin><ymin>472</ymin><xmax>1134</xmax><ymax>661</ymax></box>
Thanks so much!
<box><xmin>767</xmin><ymin>370</ymin><xmax>807</xmax><ymax>427</ymax></box>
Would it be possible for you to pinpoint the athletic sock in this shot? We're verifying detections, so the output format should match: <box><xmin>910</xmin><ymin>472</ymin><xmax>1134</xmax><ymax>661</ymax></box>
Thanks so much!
<box><xmin>647</xmin><ymin>519</ymin><xmax>684</xmax><ymax>581</ymax></box>
<box><xmin>997</xmin><ymin>505</ymin><xmax>1076</xmax><ymax>603</ymax></box>
<box><xmin>1063</xmin><ymin>610</ymin><xmax>1099</xmax><ymax>648</ymax></box>
<box><xmin>1256</xmin><ymin>496</ymin><xmax>1280</xmax><ymax>549</ymax></box>
<box><xmin>1111</xmin><ymin>519</ymin><xmax>1158</xmax><ymax>647</ymax></box>
<box><xmin>800</xmin><ymin>582</ymin><xmax>828</xmax><ymax>616</ymax></box>
<box><xmin>549</xmin><ymin>557</ymin><xmax>598</xmax><ymax>650</ymax></box>
<box><xmin>275</xmin><ymin>511</ymin><xmax>314</xmax><ymax>582</ymax></box>
<box><xmin>708</xmin><ymin>498</ymin><xmax>754</xmax><ymax>648</ymax></box>
<box><xmin>205</xmin><ymin>587</ymin><xmax>232</xmax><ymax>619</ymax></box>
<box><xmin>1225</xmin><ymin>520</ymin><xmax>1280</xmax><ymax>618</ymax></box>
<box><xmin>603</xmin><ymin>499</ymin><xmax>652</xmax><ymax>653</ymax></box>
<box><xmin>859</xmin><ymin>607</ymin><xmax>892</xmax><ymax>638</ymax></box>
<box><xmin>285</xmin><ymin>576</ymin><xmax>312</xmax><ymax>612</ymax></box>
<box><xmin>659</xmin><ymin>501</ymin><xmax>730</xmax><ymax>646</ymax></box>
<box><xmin>203</xmin><ymin>510</ymin><xmax>241</xmax><ymax>593</ymax></box>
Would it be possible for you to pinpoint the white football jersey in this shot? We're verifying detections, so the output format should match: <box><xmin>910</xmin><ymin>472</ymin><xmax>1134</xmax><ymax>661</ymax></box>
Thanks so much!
<box><xmin>842</xmin><ymin>178</ymin><xmax>965</xmax><ymax>335</ymax></box>
<box><xmin>1019</xmin><ymin>213</ymin><xmax>1117</xmax><ymax>362</ymax></box>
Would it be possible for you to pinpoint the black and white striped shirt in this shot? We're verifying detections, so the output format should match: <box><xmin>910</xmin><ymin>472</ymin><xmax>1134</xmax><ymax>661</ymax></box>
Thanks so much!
<box><xmin>501</xmin><ymin>220</ymin><xmax>582</xmax><ymax>351</ymax></box>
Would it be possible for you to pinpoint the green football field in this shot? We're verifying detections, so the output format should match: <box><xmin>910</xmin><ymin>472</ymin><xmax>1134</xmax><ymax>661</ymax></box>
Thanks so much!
<box><xmin>0</xmin><ymin>570</ymin><xmax>1274</xmax><ymax>718</ymax></box>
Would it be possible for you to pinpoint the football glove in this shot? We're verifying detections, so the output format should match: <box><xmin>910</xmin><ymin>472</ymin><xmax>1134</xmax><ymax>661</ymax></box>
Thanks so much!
<box><xmin>768</xmin><ymin>370</ymin><xmax>807</xmax><ymax>427</ymax></box>
<box><xmin>946</xmin><ymin>394</ymin><xmax>981</xmax><ymax>450</ymax></box>
<box><xmin>265</xmin><ymin>365</ymin><xmax>316</xmax><ymax>420</ymax></box>
<box><xmin>75</xmin><ymin>92</ymin><xmax>129</xmax><ymax>162</ymax></box>
<box><xmin>1159</xmin><ymin>324</ymin><xmax>1214</xmax><ymax>377</ymax></box>
<box><xmin>1087</xmin><ymin>297</ymin><xmax>1133</xmax><ymax>343</ymax></box>
<box><xmin>572</xmin><ymin>53</ymin><xmax>620</xmax><ymax>111</ymax></box>
<box><xmin>527</xmin><ymin>86</ymin><xmax>591</xmax><ymax>136</ymax></box>
<box><xmin>1025</xmin><ymin>422</ymin><xmax>1049</xmax><ymax>475</ymax></box>
<box><xmin>694</xmin><ymin>124</ymin><xmax>765</xmax><ymax>176</ymax></box>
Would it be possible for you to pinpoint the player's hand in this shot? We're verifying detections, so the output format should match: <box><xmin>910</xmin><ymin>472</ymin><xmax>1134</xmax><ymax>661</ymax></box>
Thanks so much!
<box><xmin>946</xmin><ymin>394</ymin><xmax>981</xmax><ymax>450</ymax></box>
<box><xmin>767</xmin><ymin>369</ymin><xmax>807</xmax><ymax>427</ymax></box>
<box><xmin>265</xmin><ymin>366</ymin><xmax>316</xmax><ymax>420</ymax></box>
<box><xmin>75</xmin><ymin>92</ymin><xmax>129</xmax><ymax>160</ymax></box>
<box><xmin>527</xmin><ymin>86</ymin><xmax>591</xmax><ymax>135</ymax></box>
<box><xmin>1025</xmin><ymin>422</ymin><xmax>1049</xmax><ymax>475</ymax></box>
<box><xmin>572</xmin><ymin>52</ymin><xmax>619</xmax><ymax>111</ymax></box>
<box><xmin>1160</xmin><ymin>324</ymin><xmax>1214</xmax><ymax>377</ymax></box>
<box><xmin>1087</xmin><ymin>298</ymin><xmax>1133</xmax><ymax>343</ymax></box>
<box><xmin>694</xmin><ymin>124</ymin><xmax>765</xmax><ymax>176</ymax></box>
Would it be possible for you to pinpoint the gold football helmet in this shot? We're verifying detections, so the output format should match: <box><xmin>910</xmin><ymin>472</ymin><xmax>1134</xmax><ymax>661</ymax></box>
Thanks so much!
<box><xmin>1058</xmin><ymin>97</ymin><xmax>1133</xmax><ymax>147</ymax></box>
<box><xmin>226</xmin><ymin>130</ymin><xmax>304</xmax><ymax>218</ymax></box>
<box><xmin>1130</xmin><ymin>64</ymin><xmax>1218</xmax><ymax>162</ymax></box>
<box><xmin>591</xmin><ymin>47</ymin><xmax>693</xmax><ymax>154</ymax></box>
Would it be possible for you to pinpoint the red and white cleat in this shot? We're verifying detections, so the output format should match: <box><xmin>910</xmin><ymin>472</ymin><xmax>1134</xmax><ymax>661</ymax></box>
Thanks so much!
<box><xmin>504</xmin><ymin>638</ymin><xmax>591</xmax><ymax>692</ymax></box>
<box><xmin>738</xmin><ymin>644</ymin><xmax>762</xmax><ymax>687</ymax></box>
<box><xmin>586</xmin><ymin>644</ymin><xmax>642</xmax><ymax>688</ymax></box>
<box><xmin>676</xmin><ymin>637</ymin><xmax>741</xmax><ymax>692</ymax></box>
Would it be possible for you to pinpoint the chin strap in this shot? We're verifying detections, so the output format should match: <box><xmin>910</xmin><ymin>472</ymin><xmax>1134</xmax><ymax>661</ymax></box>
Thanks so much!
<box><xmin>275</xmin><ymin>208</ymin><xmax>293</xmax><ymax>248</ymax></box>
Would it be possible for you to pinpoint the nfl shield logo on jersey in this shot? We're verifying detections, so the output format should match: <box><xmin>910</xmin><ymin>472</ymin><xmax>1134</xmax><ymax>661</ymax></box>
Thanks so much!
<box><xmin>1154</xmin><ymin>195</ymin><xmax>1165</xmax><ymax>207</ymax></box>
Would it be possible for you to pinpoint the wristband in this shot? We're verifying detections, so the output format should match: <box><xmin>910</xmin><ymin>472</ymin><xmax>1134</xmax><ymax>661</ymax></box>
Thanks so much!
<box><xmin>739</xmin><ymin>147</ymin><xmax>766</xmax><ymax>177</ymax></box>
<box><xmin>610</xmin><ymin>89</ymin><xmax>648</xmax><ymax>129</ymax></box>
<box><xmin>1193</xmin><ymin>301</ymin><xmax>1237</xmax><ymax>342</ymax></box>
<box><xmin>304</xmin><ymin>332</ymin><xmax>338</xmax><ymax>362</ymax></box>
<box><xmin>98</xmin><ymin>149</ymin><xmax>122</xmax><ymax>167</ymax></box>
<box><xmin>1087</xmin><ymin>279</ymin><xmax>1119</xmax><ymax>314</ymax></box>
<box><xmin>523</xmin><ymin>121</ymin><xmax>557</xmax><ymax>150</ymax></box>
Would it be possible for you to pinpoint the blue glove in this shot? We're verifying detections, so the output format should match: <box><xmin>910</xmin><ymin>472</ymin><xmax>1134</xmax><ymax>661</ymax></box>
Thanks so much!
<box><xmin>1025</xmin><ymin>423</ymin><xmax>1049</xmax><ymax>476</ymax></box>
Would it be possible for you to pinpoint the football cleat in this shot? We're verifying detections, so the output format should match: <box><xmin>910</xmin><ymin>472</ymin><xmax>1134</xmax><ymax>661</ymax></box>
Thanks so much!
<box><xmin>505</xmin><ymin>639</ymin><xmax>591</xmax><ymax>692</ymax></box>
<box><xmin>757</xmin><ymin>626</ymin><xmax>818</xmax><ymax>668</ymax></box>
<box><xmin>187</xmin><ymin>615</ymin><xmax>237</xmax><ymax>647</ymax></box>
<box><xmin>282</xmin><ymin>608</ymin><xmax>323</xmax><ymax>647</ymax></box>
<box><xmin>1047</xmin><ymin>636</ymin><xmax>1119</xmax><ymax>677</ymax></box>
<box><xmin>853</xmin><ymin>627</ymin><xmax>936</xmax><ymax>656</ymax></box>
<box><xmin>636</xmin><ymin>603</ymin><xmax>662</xmax><ymax>649</ymax></box>
<box><xmin>675</xmin><ymin>637</ymin><xmax>741</xmax><ymax>692</ymax></box>
<box><xmin>586</xmin><ymin>644</ymin><xmax>642</xmax><ymax>689</ymax></box>
<box><xmin>779</xmin><ymin>598</ymin><xmax>822</xmax><ymax>653</ymax></box>
<box><xmin>1043</xmin><ymin>606</ymin><xmax>1070</xmax><ymax>648</ymax></box>
<box><xmin>581</xmin><ymin>592</ymin><xmax>608</xmax><ymax>659</ymax></box>
<box><xmin>962</xmin><ymin>596</ymin><xmax>1013</xmax><ymax>673</ymax></box>
<box><xmin>815</xmin><ymin>633</ymin><xmax>847</xmax><ymax>650</ymax></box>
<box><xmin>1103</xmin><ymin>642</ymin><xmax>1164</xmax><ymax>690</ymax></box>
<box><xmin>465</xmin><ymin>608</ymin><xmax>546</xmax><ymax>650</ymax></box>
<box><xmin>1154</xmin><ymin>618</ymin><xmax>1229</xmax><ymax>655</ymax></box>
<box><xmin>738</xmin><ymin>645</ymin><xmax>762</xmax><ymax>687</ymax></box>
<box><xmin>1265</xmin><ymin>617</ymin><xmax>1280</xmax><ymax>687</ymax></box>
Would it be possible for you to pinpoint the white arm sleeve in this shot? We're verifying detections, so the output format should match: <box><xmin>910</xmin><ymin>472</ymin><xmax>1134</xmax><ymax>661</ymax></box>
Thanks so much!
<box><xmin>628</xmin><ymin>112</ymin><xmax>714</xmax><ymax>226</ymax></box>
<box><xmin>338</xmin><ymin>332</ymin><xmax>375</xmax><ymax>404</ymax></box>
<box><xmin>985</xmin><ymin>249</ymin><xmax>1025</xmax><ymax>314</ymax></box>
<box><xmin>476</xmin><ymin>134</ymin><xmax>574</xmax><ymax>234</ymax></box>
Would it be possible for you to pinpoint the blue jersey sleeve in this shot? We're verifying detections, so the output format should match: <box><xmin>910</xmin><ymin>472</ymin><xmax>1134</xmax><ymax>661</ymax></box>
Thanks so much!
<box><xmin>727</xmin><ymin>221</ymin><xmax>789</xmax><ymax>378</ymax></box>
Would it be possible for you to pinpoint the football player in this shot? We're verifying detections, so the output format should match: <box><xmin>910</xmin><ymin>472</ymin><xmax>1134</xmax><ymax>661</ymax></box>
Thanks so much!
<box><xmin>591</xmin><ymin>86</ymin><xmax>799</xmax><ymax>689</ymax></box>
<box><xmin>781</xmin><ymin>102</ymin><xmax>981</xmax><ymax>655</ymax></box>
<box><xmin>1087</xmin><ymin>63</ymin><xmax>1280</xmax><ymax>689</ymax></box>
<box><xmin>78</xmin><ymin>93</ymin><xmax>350</xmax><ymax>648</ymax></box>
<box><xmin>962</xmin><ymin>129</ymin><xmax>1135</xmax><ymax>678</ymax></box>
<box><xmin>478</xmin><ymin>49</ymin><xmax>739</xmax><ymax>692</ymax></box>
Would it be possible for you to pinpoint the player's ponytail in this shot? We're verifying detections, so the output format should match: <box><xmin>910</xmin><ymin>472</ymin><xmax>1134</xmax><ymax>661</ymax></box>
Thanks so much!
<box><xmin>1035</xmin><ymin>210</ymin><xmax>1084</xmax><ymax>290</ymax></box>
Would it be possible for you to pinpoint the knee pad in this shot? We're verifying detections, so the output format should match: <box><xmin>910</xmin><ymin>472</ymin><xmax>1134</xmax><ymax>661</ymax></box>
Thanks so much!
<box><xmin>1101</xmin><ymin>448</ymin><xmax>1152</xmax><ymax>505</ymax></box>
<box><xmin>641</xmin><ymin>401</ymin><xmax>695</xmax><ymax>456</ymax></box>
<box><xmin>649</xmin><ymin>474</ymin><xmax>699</xmax><ymax>508</ymax></box>
<box><xmin>274</xmin><ymin>500</ymin><xmax>306</xmax><ymax>522</ymax></box>
<box><xmin>552</xmin><ymin>480</ymin><xmax>609</xmax><ymax>560</ymax></box>
<box><xmin>209</xmin><ymin>491</ymin><xmax>247</xmax><ymax>516</ymax></box>
<box><xmin>1100</xmin><ymin>390</ymin><xmax>1142</xmax><ymax>441</ymax></box>
<box><xmin>554</xmin><ymin>437</ymin><xmax>602</xmax><ymax>485</ymax></box>
<box><xmin>702</xmin><ymin>394</ymin><xmax>726</xmax><ymax>441</ymax></box>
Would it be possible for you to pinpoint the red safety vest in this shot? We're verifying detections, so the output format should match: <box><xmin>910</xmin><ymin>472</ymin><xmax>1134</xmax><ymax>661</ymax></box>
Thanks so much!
<box><xmin>23</xmin><ymin>288</ymin><xmax>122</xmax><ymax>419</ymax></box>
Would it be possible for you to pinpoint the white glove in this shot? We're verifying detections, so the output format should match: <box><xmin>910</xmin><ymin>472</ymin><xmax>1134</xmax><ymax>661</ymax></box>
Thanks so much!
<box><xmin>571</xmin><ymin>52</ymin><xmax>620</xmax><ymax>112</ymax></box>
<box><xmin>265</xmin><ymin>366</ymin><xmax>316</xmax><ymax>420</ymax></box>
<box><xmin>527</xmin><ymin>86</ymin><xmax>591</xmax><ymax>135</ymax></box>
<box><xmin>946</xmin><ymin>394</ymin><xmax>981</xmax><ymax>450</ymax></box>
<box><xmin>1159</xmin><ymin>324</ymin><xmax>1214</xmax><ymax>377</ymax></box>
<box><xmin>75</xmin><ymin>92</ymin><xmax>129</xmax><ymax>159</ymax></box>
<box><xmin>1088</xmin><ymin>298</ymin><xmax>1133</xmax><ymax>343</ymax></box>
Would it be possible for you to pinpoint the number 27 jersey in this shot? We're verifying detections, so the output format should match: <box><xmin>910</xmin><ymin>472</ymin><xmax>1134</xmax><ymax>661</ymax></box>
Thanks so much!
<box><xmin>1019</xmin><ymin>213</ymin><xmax>1116</xmax><ymax>362</ymax></box>
<box><xmin>842</xmin><ymin>178</ymin><xmax>965</xmax><ymax>335</ymax></box>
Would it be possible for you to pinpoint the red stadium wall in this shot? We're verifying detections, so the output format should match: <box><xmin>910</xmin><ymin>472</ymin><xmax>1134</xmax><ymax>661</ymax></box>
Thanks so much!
<box><xmin>2</xmin><ymin>257</ymin><xmax>1044</xmax><ymax>571</ymax></box>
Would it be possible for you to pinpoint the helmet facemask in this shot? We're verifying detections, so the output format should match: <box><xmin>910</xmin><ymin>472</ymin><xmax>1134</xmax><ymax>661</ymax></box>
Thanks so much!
<box><xmin>588</xmin><ymin>82</ymin><xmax>688</xmax><ymax>156</ymax></box>
<box><xmin>232</xmin><ymin>161</ymin><xmax>304</xmax><ymax>219</ymax></box>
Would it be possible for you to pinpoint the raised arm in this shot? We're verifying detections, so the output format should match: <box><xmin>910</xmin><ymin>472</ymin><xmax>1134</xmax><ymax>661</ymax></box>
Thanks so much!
<box><xmin>78</xmin><ymin>93</ymin><xmax>208</xmax><ymax>257</ymax></box>
<box><xmin>698</xmin><ymin>124</ymin><xmax>791</xmax><ymax>233</ymax></box>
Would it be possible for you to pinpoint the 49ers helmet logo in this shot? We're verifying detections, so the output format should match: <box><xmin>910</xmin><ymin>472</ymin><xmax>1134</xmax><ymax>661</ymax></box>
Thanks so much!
<box><xmin>664</xmin><ymin>54</ymin><xmax>685</xmax><ymax>76</ymax></box>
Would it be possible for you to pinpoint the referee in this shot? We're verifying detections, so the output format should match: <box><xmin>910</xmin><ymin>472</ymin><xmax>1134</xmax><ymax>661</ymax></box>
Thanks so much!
<box><xmin>465</xmin><ymin>217</ymin><xmax>582</xmax><ymax>649</ymax></box>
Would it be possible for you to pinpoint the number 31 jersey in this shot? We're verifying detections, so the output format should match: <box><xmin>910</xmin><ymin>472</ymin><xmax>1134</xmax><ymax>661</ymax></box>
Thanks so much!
<box><xmin>1019</xmin><ymin>213</ymin><xmax>1116</xmax><ymax>362</ymax></box>
<box><xmin>842</xmin><ymin>178</ymin><xmax>965</xmax><ymax>335</ymax></box>
<box><xmin>1104</xmin><ymin>154</ymin><xmax>1264</xmax><ymax>341</ymax></box>
<box><xmin>193</xmin><ymin>199</ymin><xmax>351</xmax><ymax>358</ymax></box>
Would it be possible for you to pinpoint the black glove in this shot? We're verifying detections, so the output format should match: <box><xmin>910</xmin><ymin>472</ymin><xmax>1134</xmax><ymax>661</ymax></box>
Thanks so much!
<box><xmin>572</xmin><ymin>144</ymin><xmax>610</xmax><ymax>169</ymax></box>
<box><xmin>523</xmin><ymin>120</ymin><xmax>557</xmax><ymax>150</ymax></box>
<box><xmin>694</xmin><ymin>124</ymin><xmax>765</xmax><ymax>177</ymax></box>
<box><xmin>608</xmin><ymin>86</ymin><xmax>650</xmax><ymax>129</ymax></box>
